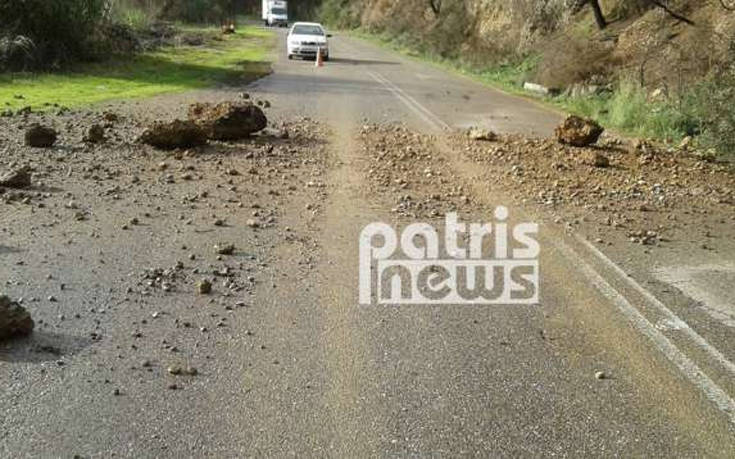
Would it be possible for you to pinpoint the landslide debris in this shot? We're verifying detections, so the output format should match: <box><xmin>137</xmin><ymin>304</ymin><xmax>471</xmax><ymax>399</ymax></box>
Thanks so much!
<box><xmin>0</xmin><ymin>295</ymin><xmax>34</xmax><ymax>341</ymax></box>
<box><xmin>555</xmin><ymin>115</ymin><xmax>604</xmax><ymax>147</ymax></box>
<box><xmin>188</xmin><ymin>101</ymin><xmax>267</xmax><ymax>141</ymax></box>
<box><xmin>450</xmin><ymin>130</ymin><xmax>735</xmax><ymax>246</ymax></box>
<box><xmin>84</xmin><ymin>124</ymin><xmax>106</xmax><ymax>144</ymax></box>
<box><xmin>25</xmin><ymin>124</ymin><xmax>57</xmax><ymax>148</ymax></box>
<box><xmin>138</xmin><ymin>119</ymin><xmax>207</xmax><ymax>150</ymax></box>
<box><xmin>0</xmin><ymin>166</ymin><xmax>32</xmax><ymax>189</ymax></box>
<box><xmin>361</xmin><ymin>124</ymin><xmax>471</xmax><ymax>219</ymax></box>
<box><xmin>467</xmin><ymin>127</ymin><xmax>497</xmax><ymax>142</ymax></box>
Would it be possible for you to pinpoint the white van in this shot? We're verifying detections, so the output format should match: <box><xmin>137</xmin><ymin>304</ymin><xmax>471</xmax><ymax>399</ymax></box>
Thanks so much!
<box><xmin>262</xmin><ymin>0</ymin><xmax>288</xmax><ymax>27</ymax></box>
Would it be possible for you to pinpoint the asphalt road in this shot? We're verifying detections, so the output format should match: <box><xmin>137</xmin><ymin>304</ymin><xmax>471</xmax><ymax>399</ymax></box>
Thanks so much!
<box><xmin>1</xmin><ymin>28</ymin><xmax>734</xmax><ymax>457</ymax></box>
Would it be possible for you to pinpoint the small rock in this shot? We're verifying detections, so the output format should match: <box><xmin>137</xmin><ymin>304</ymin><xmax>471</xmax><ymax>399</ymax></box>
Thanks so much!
<box><xmin>583</xmin><ymin>151</ymin><xmax>610</xmax><ymax>168</ymax></box>
<box><xmin>25</xmin><ymin>124</ymin><xmax>57</xmax><ymax>148</ymax></box>
<box><xmin>84</xmin><ymin>124</ymin><xmax>106</xmax><ymax>144</ymax></box>
<box><xmin>0</xmin><ymin>166</ymin><xmax>32</xmax><ymax>189</ymax></box>
<box><xmin>214</xmin><ymin>243</ymin><xmax>235</xmax><ymax>255</ymax></box>
<box><xmin>467</xmin><ymin>127</ymin><xmax>496</xmax><ymax>141</ymax></box>
<box><xmin>197</xmin><ymin>279</ymin><xmax>212</xmax><ymax>294</ymax></box>
<box><xmin>0</xmin><ymin>295</ymin><xmax>34</xmax><ymax>341</ymax></box>
<box><xmin>168</xmin><ymin>366</ymin><xmax>182</xmax><ymax>375</ymax></box>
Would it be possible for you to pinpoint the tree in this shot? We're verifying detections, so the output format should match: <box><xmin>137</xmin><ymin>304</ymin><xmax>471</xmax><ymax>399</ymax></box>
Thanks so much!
<box><xmin>429</xmin><ymin>0</ymin><xmax>441</xmax><ymax>16</ymax></box>
<box><xmin>577</xmin><ymin>0</ymin><xmax>699</xmax><ymax>31</ymax></box>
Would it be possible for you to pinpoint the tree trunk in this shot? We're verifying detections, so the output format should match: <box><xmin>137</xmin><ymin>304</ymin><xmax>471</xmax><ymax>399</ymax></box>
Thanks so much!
<box><xmin>589</xmin><ymin>0</ymin><xmax>607</xmax><ymax>29</ymax></box>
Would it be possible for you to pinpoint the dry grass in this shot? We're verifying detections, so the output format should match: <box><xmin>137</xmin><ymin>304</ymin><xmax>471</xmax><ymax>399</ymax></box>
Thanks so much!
<box><xmin>534</xmin><ymin>33</ymin><xmax>619</xmax><ymax>89</ymax></box>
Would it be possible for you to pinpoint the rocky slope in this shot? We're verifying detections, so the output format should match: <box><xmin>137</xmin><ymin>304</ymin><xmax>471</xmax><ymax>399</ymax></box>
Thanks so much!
<box><xmin>322</xmin><ymin>0</ymin><xmax>735</xmax><ymax>88</ymax></box>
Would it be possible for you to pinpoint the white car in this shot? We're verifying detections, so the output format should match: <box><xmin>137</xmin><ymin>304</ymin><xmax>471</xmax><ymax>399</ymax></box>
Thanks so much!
<box><xmin>287</xmin><ymin>22</ymin><xmax>331</xmax><ymax>61</ymax></box>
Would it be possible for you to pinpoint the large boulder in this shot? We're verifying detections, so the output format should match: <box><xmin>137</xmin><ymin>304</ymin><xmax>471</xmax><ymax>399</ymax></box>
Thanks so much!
<box><xmin>139</xmin><ymin>120</ymin><xmax>207</xmax><ymax>150</ymax></box>
<box><xmin>25</xmin><ymin>124</ymin><xmax>57</xmax><ymax>148</ymax></box>
<box><xmin>0</xmin><ymin>166</ymin><xmax>31</xmax><ymax>188</ymax></box>
<box><xmin>0</xmin><ymin>295</ymin><xmax>34</xmax><ymax>341</ymax></box>
<box><xmin>555</xmin><ymin>115</ymin><xmax>604</xmax><ymax>147</ymax></box>
<box><xmin>188</xmin><ymin>102</ymin><xmax>267</xmax><ymax>141</ymax></box>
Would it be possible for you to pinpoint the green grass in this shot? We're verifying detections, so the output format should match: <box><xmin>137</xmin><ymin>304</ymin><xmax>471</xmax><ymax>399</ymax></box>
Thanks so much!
<box><xmin>0</xmin><ymin>25</ymin><xmax>275</xmax><ymax>111</ymax></box>
<box><xmin>554</xmin><ymin>82</ymin><xmax>699</xmax><ymax>143</ymax></box>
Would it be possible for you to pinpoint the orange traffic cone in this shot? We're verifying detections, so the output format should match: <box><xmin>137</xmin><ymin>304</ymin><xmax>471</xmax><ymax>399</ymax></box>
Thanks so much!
<box><xmin>315</xmin><ymin>47</ymin><xmax>324</xmax><ymax>67</ymax></box>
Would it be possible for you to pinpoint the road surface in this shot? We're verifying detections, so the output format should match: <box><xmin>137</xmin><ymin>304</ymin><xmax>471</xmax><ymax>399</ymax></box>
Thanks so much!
<box><xmin>1</xmin><ymin>29</ymin><xmax>734</xmax><ymax>457</ymax></box>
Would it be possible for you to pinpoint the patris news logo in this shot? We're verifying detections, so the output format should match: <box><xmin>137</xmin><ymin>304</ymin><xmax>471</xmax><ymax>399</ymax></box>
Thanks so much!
<box><xmin>359</xmin><ymin>208</ymin><xmax>539</xmax><ymax>305</ymax></box>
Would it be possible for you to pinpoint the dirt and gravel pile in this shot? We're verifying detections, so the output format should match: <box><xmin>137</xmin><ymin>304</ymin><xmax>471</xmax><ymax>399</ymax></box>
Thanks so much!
<box><xmin>359</xmin><ymin>121</ymin><xmax>733</xmax><ymax>249</ymax></box>
<box><xmin>138</xmin><ymin>101</ymin><xmax>268</xmax><ymax>149</ymax></box>
<box><xmin>360</xmin><ymin>124</ymin><xmax>471</xmax><ymax>220</ymax></box>
<box><xmin>450</xmin><ymin>131</ymin><xmax>735</xmax><ymax>246</ymax></box>
<box><xmin>0</xmin><ymin>97</ymin><xmax>329</xmax><ymax>396</ymax></box>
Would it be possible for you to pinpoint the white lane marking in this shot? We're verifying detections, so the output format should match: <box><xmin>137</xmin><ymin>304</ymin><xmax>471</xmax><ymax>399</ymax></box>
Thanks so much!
<box><xmin>653</xmin><ymin>264</ymin><xmax>735</xmax><ymax>328</ymax></box>
<box><xmin>368</xmin><ymin>71</ymin><xmax>450</xmax><ymax>131</ymax></box>
<box><xmin>576</xmin><ymin>234</ymin><xmax>735</xmax><ymax>378</ymax></box>
<box><xmin>559</xmin><ymin>241</ymin><xmax>735</xmax><ymax>424</ymax></box>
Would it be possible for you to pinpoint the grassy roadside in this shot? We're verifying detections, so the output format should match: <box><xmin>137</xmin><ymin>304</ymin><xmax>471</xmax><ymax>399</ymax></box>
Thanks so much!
<box><xmin>0</xmin><ymin>25</ymin><xmax>275</xmax><ymax>112</ymax></box>
<box><xmin>350</xmin><ymin>29</ymin><xmax>697</xmax><ymax>146</ymax></box>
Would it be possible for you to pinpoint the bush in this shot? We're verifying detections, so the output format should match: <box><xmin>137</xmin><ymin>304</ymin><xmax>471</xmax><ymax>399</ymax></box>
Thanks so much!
<box><xmin>112</xmin><ymin>0</ymin><xmax>155</xmax><ymax>29</ymax></box>
<box><xmin>318</xmin><ymin>0</ymin><xmax>364</xmax><ymax>29</ymax></box>
<box><xmin>689</xmin><ymin>67</ymin><xmax>735</xmax><ymax>157</ymax></box>
<box><xmin>535</xmin><ymin>33</ymin><xmax>618</xmax><ymax>89</ymax></box>
<box><xmin>0</xmin><ymin>0</ymin><xmax>108</xmax><ymax>70</ymax></box>
<box><xmin>157</xmin><ymin>0</ymin><xmax>240</xmax><ymax>23</ymax></box>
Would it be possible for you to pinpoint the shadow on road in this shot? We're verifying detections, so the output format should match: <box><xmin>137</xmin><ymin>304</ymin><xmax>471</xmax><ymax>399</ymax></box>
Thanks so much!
<box><xmin>0</xmin><ymin>331</ymin><xmax>92</xmax><ymax>363</ymax></box>
<box><xmin>0</xmin><ymin>245</ymin><xmax>23</xmax><ymax>255</ymax></box>
<box><xmin>328</xmin><ymin>57</ymin><xmax>400</xmax><ymax>66</ymax></box>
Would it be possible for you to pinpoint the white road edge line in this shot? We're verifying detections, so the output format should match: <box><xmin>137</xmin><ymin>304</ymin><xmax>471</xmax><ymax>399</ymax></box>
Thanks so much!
<box><xmin>559</xmin><ymin>241</ymin><xmax>735</xmax><ymax>424</ymax></box>
<box><xmin>368</xmin><ymin>71</ymin><xmax>450</xmax><ymax>131</ymax></box>
<box><xmin>369</xmin><ymin>67</ymin><xmax>735</xmax><ymax>423</ymax></box>
<box><xmin>575</xmin><ymin>234</ymin><xmax>735</xmax><ymax>378</ymax></box>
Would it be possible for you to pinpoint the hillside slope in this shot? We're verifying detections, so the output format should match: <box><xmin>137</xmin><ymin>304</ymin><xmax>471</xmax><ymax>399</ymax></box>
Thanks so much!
<box><xmin>317</xmin><ymin>0</ymin><xmax>735</xmax><ymax>153</ymax></box>
<box><xmin>321</xmin><ymin>0</ymin><xmax>735</xmax><ymax>89</ymax></box>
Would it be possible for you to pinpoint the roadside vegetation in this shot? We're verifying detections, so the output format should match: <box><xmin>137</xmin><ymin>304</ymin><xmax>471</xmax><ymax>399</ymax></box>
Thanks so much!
<box><xmin>1</xmin><ymin>1</ymin><xmax>272</xmax><ymax>111</ymax></box>
<box><xmin>0</xmin><ymin>26</ymin><xmax>272</xmax><ymax>111</ymax></box>
<box><xmin>321</xmin><ymin>0</ymin><xmax>735</xmax><ymax>157</ymax></box>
